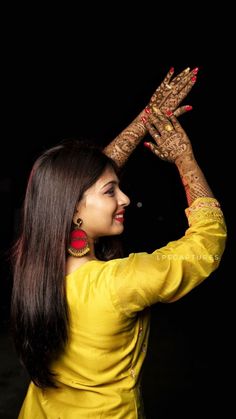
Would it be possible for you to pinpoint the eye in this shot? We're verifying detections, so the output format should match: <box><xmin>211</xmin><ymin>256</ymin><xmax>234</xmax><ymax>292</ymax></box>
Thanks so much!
<box><xmin>105</xmin><ymin>187</ymin><xmax>115</xmax><ymax>196</ymax></box>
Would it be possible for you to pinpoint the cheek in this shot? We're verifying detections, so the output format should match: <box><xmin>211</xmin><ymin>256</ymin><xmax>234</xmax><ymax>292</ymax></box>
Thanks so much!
<box><xmin>84</xmin><ymin>207</ymin><xmax>115</xmax><ymax>237</ymax></box>
<box><xmin>83</xmin><ymin>199</ymin><xmax>116</xmax><ymax>225</ymax></box>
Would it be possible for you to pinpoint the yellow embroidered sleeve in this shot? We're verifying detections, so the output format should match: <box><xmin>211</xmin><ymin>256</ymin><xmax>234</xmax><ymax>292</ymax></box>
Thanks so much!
<box><xmin>110</xmin><ymin>198</ymin><xmax>227</xmax><ymax>317</ymax></box>
<box><xmin>185</xmin><ymin>197</ymin><xmax>224</xmax><ymax>226</ymax></box>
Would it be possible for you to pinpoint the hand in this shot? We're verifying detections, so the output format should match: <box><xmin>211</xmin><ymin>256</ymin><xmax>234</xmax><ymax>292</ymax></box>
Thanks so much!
<box><xmin>143</xmin><ymin>110</ymin><xmax>193</xmax><ymax>163</ymax></box>
<box><xmin>103</xmin><ymin>66</ymin><xmax>197</xmax><ymax>169</ymax></box>
<box><xmin>147</xmin><ymin>67</ymin><xmax>198</xmax><ymax>118</ymax></box>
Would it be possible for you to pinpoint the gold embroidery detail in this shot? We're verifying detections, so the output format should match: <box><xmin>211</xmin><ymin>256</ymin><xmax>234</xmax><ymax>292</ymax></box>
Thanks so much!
<box><xmin>185</xmin><ymin>198</ymin><xmax>224</xmax><ymax>226</ymax></box>
<box><xmin>141</xmin><ymin>343</ymin><xmax>147</xmax><ymax>353</ymax></box>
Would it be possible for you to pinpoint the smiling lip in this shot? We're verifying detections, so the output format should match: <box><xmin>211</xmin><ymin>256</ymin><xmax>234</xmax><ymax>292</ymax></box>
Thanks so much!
<box><xmin>114</xmin><ymin>210</ymin><xmax>125</xmax><ymax>222</ymax></box>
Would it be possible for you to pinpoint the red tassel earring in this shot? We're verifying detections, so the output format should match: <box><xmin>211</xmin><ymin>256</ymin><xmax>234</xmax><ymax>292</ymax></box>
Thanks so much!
<box><xmin>68</xmin><ymin>218</ymin><xmax>90</xmax><ymax>257</ymax></box>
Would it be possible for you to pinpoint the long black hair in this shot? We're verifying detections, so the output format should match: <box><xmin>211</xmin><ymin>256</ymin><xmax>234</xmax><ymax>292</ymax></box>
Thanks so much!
<box><xmin>11</xmin><ymin>140</ymin><xmax>121</xmax><ymax>388</ymax></box>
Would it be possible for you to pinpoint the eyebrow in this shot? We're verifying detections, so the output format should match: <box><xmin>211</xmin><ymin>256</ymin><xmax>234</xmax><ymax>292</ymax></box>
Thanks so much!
<box><xmin>102</xmin><ymin>180</ymin><xmax>119</xmax><ymax>189</ymax></box>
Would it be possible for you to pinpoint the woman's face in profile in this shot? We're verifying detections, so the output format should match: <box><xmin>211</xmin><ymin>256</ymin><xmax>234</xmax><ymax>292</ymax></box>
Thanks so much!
<box><xmin>75</xmin><ymin>166</ymin><xmax>130</xmax><ymax>239</ymax></box>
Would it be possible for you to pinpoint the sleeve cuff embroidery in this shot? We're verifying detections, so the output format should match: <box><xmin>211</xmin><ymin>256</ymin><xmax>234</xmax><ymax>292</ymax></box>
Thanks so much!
<box><xmin>185</xmin><ymin>197</ymin><xmax>224</xmax><ymax>226</ymax></box>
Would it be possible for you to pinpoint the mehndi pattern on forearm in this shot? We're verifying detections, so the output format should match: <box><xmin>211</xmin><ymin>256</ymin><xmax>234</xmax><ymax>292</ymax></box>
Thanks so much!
<box><xmin>176</xmin><ymin>154</ymin><xmax>214</xmax><ymax>206</ymax></box>
<box><xmin>103</xmin><ymin>114</ymin><xmax>146</xmax><ymax>167</ymax></box>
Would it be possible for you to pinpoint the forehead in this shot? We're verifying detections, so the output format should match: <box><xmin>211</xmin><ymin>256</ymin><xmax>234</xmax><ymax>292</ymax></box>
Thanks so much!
<box><xmin>84</xmin><ymin>166</ymin><xmax>118</xmax><ymax>196</ymax></box>
<box><xmin>95</xmin><ymin>166</ymin><xmax>119</xmax><ymax>187</ymax></box>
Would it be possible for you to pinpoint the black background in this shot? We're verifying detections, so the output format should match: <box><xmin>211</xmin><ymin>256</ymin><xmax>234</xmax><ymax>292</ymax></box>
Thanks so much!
<box><xmin>0</xmin><ymin>7</ymin><xmax>234</xmax><ymax>418</ymax></box>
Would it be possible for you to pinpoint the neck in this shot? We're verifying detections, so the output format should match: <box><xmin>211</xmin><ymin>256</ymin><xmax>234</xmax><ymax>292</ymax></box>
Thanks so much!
<box><xmin>66</xmin><ymin>252</ymin><xmax>97</xmax><ymax>275</ymax></box>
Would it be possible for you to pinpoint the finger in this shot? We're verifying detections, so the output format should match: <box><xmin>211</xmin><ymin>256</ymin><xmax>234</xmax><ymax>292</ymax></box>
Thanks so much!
<box><xmin>151</xmin><ymin>105</ymin><xmax>161</xmax><ymax>115</ymax></box>
<box><xmin>172</xmin><ymin>70</ymin><xmax>198</xmax><ymax>96</ymax></box>
<box><xmin>144</xmin><ymin>142</ymin><xmax>162</xmax><ymax>158</ymax></box>
<box><xmin>168</xmin><ymin>113</ymin><xmax>183</xmax><ymax>131</ymax></box>
<box><xmin>172</xmin><ymin>67</ymin><xmax>198</xmax><ymax>88</ymax></box>
<box><xmin>168</xmin><ymin>67</ymin><xmax>191</xmax><ymax>96</ymax></box>
<box><xmin>171</xmin><ymin>67</ymin><xmax>191</xmax><ymax>86</ymax></box>
<box><xmin>152</xmin><ymin>106</ymin><xmax>171</xmax><ymax>122</ymax></box>
<box><xmin>151</xmin><ymin>67</ymin><xmax>175</xmax><ymax>101</ymax></box>
<box><xmin>162</xmin><ymin>67</ymin><xmax>191</xmax><ymax>93</ymax></box>
<box><xmin>149</xmin><ymin>112</ymin><xmax>162</xmax><ymax>123</ymax></box>
<box><xmin>148</xmin><ymin>113</ymin><xmax>168</xmax><ymax>134</ymax></box>
<box><xmin>173</xmin><ymin>105</ymin><xmax>193</xmax><ymax>117</ymax></box>
<box><xmin>158</xmin><ymin>76</ymin><xmax>196</xmax><ymax>110</ymax></box>
<box><xmin>149</xmin><ymin>111</ymin><xmax>177</xmax><ymax>138</ymax></box>
<box><xmin>174</xmin><ymin>76</ymin><xmax>197</xmax><ymax>101</ymax></box>
<box><xmin>161</xmin><ymin>66</ymin><xmax>175</xmax><ymax>87</ymax></box>
<box><xmin>145</xmin><ymin>118</ymin><xmax>162</xmax><ymax>138</ymax></box>
<box><xmin>160</xmin><ymin>76</ymin><xmax>196</xmax><ymax>111</ymax></box>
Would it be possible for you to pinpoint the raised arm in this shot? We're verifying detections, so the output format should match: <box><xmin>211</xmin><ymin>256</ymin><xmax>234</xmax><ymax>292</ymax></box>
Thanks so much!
<box><xmin>143</xmin><ymin>110</ymin><xmax>214</xmax><ymax>206</ymax></box>
<box><xmin>103</xmin><ymin>66</ymin><xmax>198</xmax><ymax>167</ymax></box>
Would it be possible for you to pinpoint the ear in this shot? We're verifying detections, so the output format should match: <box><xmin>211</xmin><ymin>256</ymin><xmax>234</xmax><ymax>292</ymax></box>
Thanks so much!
<box><xmin>72</xmin><ymin>204</ymin><xmax>81</xmax><ymax>225</ymax></box>
<box><xmin>73</xmin><ymin>196</ymin><xmax>87</xmax><ymax>224</ymax></box>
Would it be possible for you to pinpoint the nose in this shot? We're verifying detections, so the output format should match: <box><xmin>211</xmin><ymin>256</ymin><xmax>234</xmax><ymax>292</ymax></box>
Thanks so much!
<box><xmin>118</xmin><ymin>189</ymin><xmax>130</xmax><ymax>207</ymax></box>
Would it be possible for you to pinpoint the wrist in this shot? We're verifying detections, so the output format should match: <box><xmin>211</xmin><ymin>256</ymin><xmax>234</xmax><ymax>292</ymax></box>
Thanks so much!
<box><xmin>175</xmin><ymin>152</ymin><xmax>196</xmax><ymax>171</ymax></box>
<box><xmin>139</xmin><ymin>109</ymin><xmax>148</xmax><ymax>132</ymax></box>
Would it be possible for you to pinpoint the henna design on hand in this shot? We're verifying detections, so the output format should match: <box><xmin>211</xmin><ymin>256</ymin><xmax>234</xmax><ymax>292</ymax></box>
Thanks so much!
<box><xmin>103</xmin><ymin>67</ymin><xmax>197</xmax><ymax>168</ymax></box>
<box><xmin>144</xmin><ymin>111</ymin><xmax>214</xmax><ymax>205</ymax></box>
<box><xmin>145</xmin><ymin>112</ymin><xmax>193</xmax><ymax>163</ymax></box>
<box><xmin>150</xmin><ymin>68</ymin><xmax>197</xmax><ymax>115</ymax></box>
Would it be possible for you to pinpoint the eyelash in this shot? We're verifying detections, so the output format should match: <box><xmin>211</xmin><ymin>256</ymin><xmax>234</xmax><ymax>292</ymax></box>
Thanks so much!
<box><xmin>105</xmin><ymin>188</ymin><xmax>115</xmax><ymax>196</ymax></box>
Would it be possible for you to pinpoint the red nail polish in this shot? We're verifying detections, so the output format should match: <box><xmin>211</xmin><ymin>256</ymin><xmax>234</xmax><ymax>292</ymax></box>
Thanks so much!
<box><xmin>170</xmin><ymin>67</ymin><xmax>174</xmax><ymax>74</ymax></box>
<box><xmin>185</xmin><ymin>105</ymin><xmax>193</xmax><ymax>111</ymax></box>
<box><xmin>144</xmin><ymin>142</ymin><xmax>151</xmax><ymax>148</ymax></box>
<box><xmin>141</xmin><ymin>116</ymin><xmax>147</xmax><ymax>123</ymax></box>
<box><xmin>166</xmin><ymin>110</ymin><xmax>173</xmax><ymax>116</ymax></box>
<box><xmin>193</xmin><ymin>67</ymin><xmax>199</xmax><ymax>75</ymax></box>
<box><xmin>191</xmin><ymin>76</ymin><xmax>197</xmax><ymax>83</ymax></box>
<box><xmin>145</xmin><ymin>107</ymin><xmax>151</xmax><ymax>114</ymax></box>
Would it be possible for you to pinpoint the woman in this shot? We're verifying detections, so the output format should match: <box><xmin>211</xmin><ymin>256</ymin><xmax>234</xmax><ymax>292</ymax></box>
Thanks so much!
<box><xmin>11</xmin><ymin>68</ymin><xmax>226</xmax><ymax>418</ymax></box>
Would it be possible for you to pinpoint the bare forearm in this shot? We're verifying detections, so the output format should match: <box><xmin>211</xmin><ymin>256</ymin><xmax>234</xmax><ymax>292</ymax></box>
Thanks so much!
<box><xmin>175</xmin><ymin>153</ymin><xmax>214</xmax><ymax>206</ymax></box>
<box><xmin>103</xmin><ymin>111</ymin><xmax>146</xmax><ymax>167</ymax></box>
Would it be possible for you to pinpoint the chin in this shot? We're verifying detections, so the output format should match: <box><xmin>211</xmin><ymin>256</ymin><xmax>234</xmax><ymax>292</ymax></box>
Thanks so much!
<box><xmin>111</xmin><ymin>225</ymin><xmax>124</xmax><ymax>235</ymax></box>
<box><xmin>116</xmin><ymin>226</ymin><xmax>124</xmax><ymax>234</ymax></box>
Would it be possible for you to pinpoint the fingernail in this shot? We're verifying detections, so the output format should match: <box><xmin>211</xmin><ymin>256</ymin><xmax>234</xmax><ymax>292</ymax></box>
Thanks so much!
<box><xmin>191</xmin><ymin>76</ymin><xmax>197</xmax><ymax>83</ymax></box>
<box><xmin>166</xmin><ymin>110</ymin><xmax>173</xmax><ymax>116</ymax></box>
<box><xmin>144</xmin><ymin>142</ymin><xmax>151</xmax><ymax>149</ymax></box>
<box><xmin>185</xmin><ymin>105</ymin><xmax>193</xmax><ymax>111</ymax></box>
<box><xmin>145</xmin><ymin>107</ymin><xmax>151</xmax><ymax>114</ymax></box>
<box><xmin>193</xmin><ymin>67</ymin><xmax>199</xmax><ymax>75</ymax></box>
<box><xmin>184</xmin><ymin>67</ymin><xmax>190</xmax><ymax>73</ymax></box>
<box><xmin>170</xmin><ymin>67</ymin><xmax>174</xmax><ymax>74</ymax></box>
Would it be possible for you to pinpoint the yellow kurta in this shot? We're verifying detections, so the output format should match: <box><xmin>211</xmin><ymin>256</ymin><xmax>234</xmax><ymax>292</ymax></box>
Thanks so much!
<box><xmin>19</xmin><ymin>198</ymin><xmax>227</xmax><ymax>418</ymax></box>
